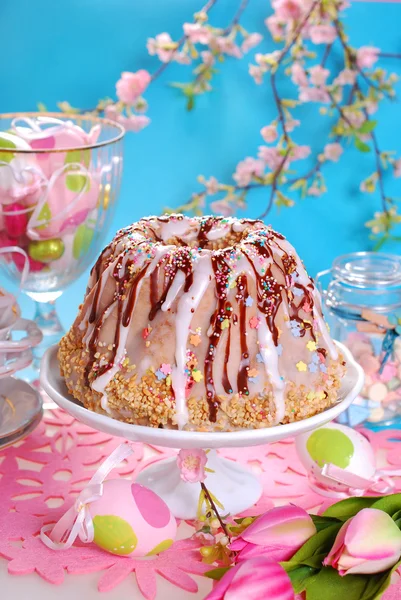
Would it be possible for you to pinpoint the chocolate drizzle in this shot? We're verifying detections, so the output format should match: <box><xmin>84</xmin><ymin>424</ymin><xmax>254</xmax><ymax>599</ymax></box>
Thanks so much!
<box><xmin>222</xmin><ymin>322</ymin><xmax>232</xmax><ymax>394</ymax></box>
<box><xmin>204</xmin><ymin>252</ymin><xmax>232</xmax><ymax>422</ymax></box>
<box><xmin>198</xmin><ymin>217</ymin><xmax>216</xmax><ymax>249</ymax></box>
<box><xmin>236</xmin><ymin>275</ymin><xmax>249</xmax><ymax>395</ymax></box>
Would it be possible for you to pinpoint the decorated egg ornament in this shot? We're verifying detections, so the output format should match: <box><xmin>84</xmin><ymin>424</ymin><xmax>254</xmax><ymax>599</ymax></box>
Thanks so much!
<box><xmin>89</xmin><ymin>479</ymin><xmax>177</xmax><ymax>557</ymax></box>
<box><xmin>295</xmin><ymin>422</ymin><xmax>376</xmax><ymax>494</ymax></box>
<box><xmin>40</xmin><ymin>443</ymin><xmax>177</xmax><ymax>558</ymax></box>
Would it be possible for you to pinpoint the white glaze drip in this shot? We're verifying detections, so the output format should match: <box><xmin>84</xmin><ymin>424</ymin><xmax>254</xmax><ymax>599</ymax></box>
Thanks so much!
<box><xmin>256</xmin><ymin>311</ymin><xmax>285</xmax><ymax>423</ymax></box>
<box><xmin>172</xmin><ymin>255</ymin><xmax>214</xmax><ymax>429</ymax></box>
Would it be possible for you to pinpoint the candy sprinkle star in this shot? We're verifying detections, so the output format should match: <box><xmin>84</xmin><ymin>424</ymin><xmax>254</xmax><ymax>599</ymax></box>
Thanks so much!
<box><xmin>192</xmin><ymin>369</ymin><xmax>204</xmax><ymax>382</ymax></box>
<box><xmin>256</xmin><ymin>353</ymin><xmax>264</xmax><ymax>363</ymax></box>
<box><xmin>306</xmin><ymin>340</ymin><xmax>317</xmax><ymax>352</ymax></box>
<box><xmin>296</xmin><ymin>361</ymin><xmax>307</xmax><ymax>372</ymax></box>
<box><xmin>249</xmin><ymin>316</ymin><xmax>261</xmax><ymax>329</ymax></box>
<box><xmin>248</xmin><ymin>368</ymin><xmax>259</xmax><ymax>378</ymax></box>
<box><xmin>221</xmin><ymin>319</ymin><xmax>230</xmax><ymax>330</ymax></box>
<box><xmin>245</xmin><ymin>296</ymin><xmax>254</xmax><ymax>307</ymax></box>
<box><xmin>156</xmin><ymin>369</ymin><xmax>166</xmax><ymax>380</ymax></box>
<box><xmin>190</xmin><ymin>334</ymin><xmax>201</xmax><ymax>347</ymax></box>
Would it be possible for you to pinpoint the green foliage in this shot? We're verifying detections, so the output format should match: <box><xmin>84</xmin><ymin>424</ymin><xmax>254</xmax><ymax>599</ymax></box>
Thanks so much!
<box><xmin>205</xmin><ymin>566</ymin><xmax>231</xmax><ymax>581</ymax></box>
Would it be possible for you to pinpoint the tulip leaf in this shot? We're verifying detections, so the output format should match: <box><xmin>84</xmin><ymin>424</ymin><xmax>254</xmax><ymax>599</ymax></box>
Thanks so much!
<box><xmin>286</xmin><ymin>565</ymin><xmax>318</xmax><ymax>594</ymax></box>
<box><xmin>283</xmin><ymin>524</ymin><xmax>341</xmax><ymax>570</ymax></box>
<box><xmin>370</xmin><ymin>493</ymin><xmax>401</xmax><ymax>517</ymax></box>
<box><xmin>310</xmin><ymin>514</ymin><xmax>342</xmax><ymax>532</ymax></box>
<box><xmin>205</xmin><ymin>567</ymin><xmax>231</xmax><ymax>581</ymax></box>
<box><xmin>323</xmin><ymin>496</ymin><xmax>379</xmax><ymax>520</ymax></box>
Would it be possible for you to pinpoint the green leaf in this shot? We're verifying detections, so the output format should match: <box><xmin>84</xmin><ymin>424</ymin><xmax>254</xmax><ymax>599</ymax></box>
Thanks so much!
<box><xmin>304</xmin><ymin>566</ymin><xmax>393</xmax><ymax>600</ymax></box>
<box><xmin>372</xmin><ymin>235</ymin><xmax>389</xmax><ymax>252</ymax></box>
<box><xmin>310</xmin><ymin>514</ymin><xmax>342</xmax><ymax>532</ymax></box>
<box><xmin>290</xmin><ymin>178</ymin><xmax>306</xmax><ymax>192</ymax></box>
<box><xmin>286</xmin><ymin>565</ymin><xmax>318</xmax><ymax>594</ymax></box>
<box><xmin>357</xmin><ymin>120</ymin><xmax>378</xmax><ymax>134</ymax></box>
<box><xmin>354</xmin><ymin>137</ymin><xmax>371</xmax><ymax>153</ymax></box>
<box><xmin>284</xmin><ymin>524</ymin><xmax>341</xmax><ymax>570</ymax></box>
<box><xmin>205</xmin><ymin>567</ymin><xmax>230</xmax><ymax>581</ymax></box>
<box><xmin>323</xmin><ymin>496</ymin><xmax>379</xmax><ymax>520</ymax></box>
<box><xmin>187</xmin><ymin>95</ymin><xmax>195</xmax><ymax>111</ymax></box>
<box><xmin>370</xmin><ymin>493</ymin><xmax>401</xmax><ymax>516</ymax></box>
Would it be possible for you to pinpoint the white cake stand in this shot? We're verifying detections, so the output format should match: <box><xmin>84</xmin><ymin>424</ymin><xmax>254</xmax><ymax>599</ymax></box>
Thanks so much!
<box><xmin>41</xmin><ymin>342</ymin><xmax>364</xmax><ymax>519</ymax></box>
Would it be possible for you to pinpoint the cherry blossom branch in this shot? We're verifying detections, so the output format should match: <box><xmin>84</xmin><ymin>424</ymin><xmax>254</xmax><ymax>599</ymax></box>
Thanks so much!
<box><xmin>222</xmin><ymin>0</ymin><xmax>249</xmax><ymax>35</ymax></box>
<box><xmin>200</xmin><ymin>483</ymin><xmax>230</xmax><ymax>539</ymax></box>
<box><xmin>259</xmin><ymin>149</ymin><xmax>291</xmax><ymax>219</ymax></box>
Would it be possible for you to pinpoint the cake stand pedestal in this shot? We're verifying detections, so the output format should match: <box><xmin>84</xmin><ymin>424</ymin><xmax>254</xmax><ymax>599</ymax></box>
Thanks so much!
<box><xmin>41</xmin><ymin>342</ymin><xmax>364</xmax><ymax>519</ymax></box>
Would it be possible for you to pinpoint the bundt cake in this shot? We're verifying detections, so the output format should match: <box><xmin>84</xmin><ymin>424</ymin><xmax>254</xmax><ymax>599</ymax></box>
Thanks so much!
<box><xmin>59</xmin><ymin>214</ymin><xmax>346</xmax><ymax>431</ymax></box>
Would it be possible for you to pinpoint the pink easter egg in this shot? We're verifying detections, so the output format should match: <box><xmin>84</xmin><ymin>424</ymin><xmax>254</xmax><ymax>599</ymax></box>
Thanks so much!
<box><xmin>4</xmin><ymin>202</ymin><xmax>28</xmax><ymax>237</ymax></box>
<box><xmin>358</xmin><ymin>352</ymin><xmax>380</xmax><ymax>376</ymax></box>
<box><xmin>380</xmin><ymin>363</ymin><xmax>398</xmax><ymax>383</ymax></box>
<box><xmin>89</xmin><ymin>479</ymin><xmax>177</xmax><ymax>557</ymax></box>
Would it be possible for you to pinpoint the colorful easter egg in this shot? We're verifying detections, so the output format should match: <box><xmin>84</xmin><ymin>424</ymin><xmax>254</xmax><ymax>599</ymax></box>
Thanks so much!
<box><xmin>295</xmin><ymin>422</ymin><xmax>376</xmax><ymax>492</ymax></box>
<box><xmin>29</xmin><ymin>239</ymin><xmax>65</xmax><ymax>262</ymax></box>
<box><xmin>73</xmin><ymin>224</ymin><xmax>94</xmax><ymax>259</ymax></box>
<box><xmin>3</xmin><ymin>202</ymin><xmax>28</xmax><ymax>237</ymax></box>
<box><xmin>88</xmin><ymin>479</ymin><xmax>177</xmax><ymax>557</ymax></box>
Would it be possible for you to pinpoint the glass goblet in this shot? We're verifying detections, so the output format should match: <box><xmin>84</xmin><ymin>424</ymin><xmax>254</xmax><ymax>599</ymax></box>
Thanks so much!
<box><xmin>0</xmin><ymin>112</ymin><xmax>124</xmax><ymax>383</ymax></box>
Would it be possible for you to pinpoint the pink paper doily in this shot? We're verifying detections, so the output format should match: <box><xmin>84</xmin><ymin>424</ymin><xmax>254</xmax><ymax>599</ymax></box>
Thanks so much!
<box><xmin>1</xmin><ymin>409</ymin><xmax>401</xmax><ymax>599</ymax></box>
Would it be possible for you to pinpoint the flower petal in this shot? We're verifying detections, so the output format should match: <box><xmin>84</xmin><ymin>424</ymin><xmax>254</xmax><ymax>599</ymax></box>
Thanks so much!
<box><xmin>345</xmin><ymin>509</ymin><xmax>401</xmax><ymax>560</ymax></box>
<box><xmin>242</xmin><ymin>505</ymin><xmax>316</xmax><ymax>547</ymax></box>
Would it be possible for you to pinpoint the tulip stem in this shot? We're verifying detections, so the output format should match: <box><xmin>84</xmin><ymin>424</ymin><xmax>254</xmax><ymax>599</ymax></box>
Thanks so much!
<box><xmin>200</xmin><ymin>482</ymin><xmax>230</xmax><ymax>539</ymax></box>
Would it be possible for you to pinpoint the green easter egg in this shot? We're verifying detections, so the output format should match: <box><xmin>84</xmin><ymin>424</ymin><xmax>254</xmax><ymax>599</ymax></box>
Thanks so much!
<box><xmin>0</xmin><ymin>135</ymin><xmax>17</xmax><ymax>164</ymax></box>
<box><xmin>306</xmin><ymin>428</ymin><xmax>354</xmax><ymax>468</ymax></box>
<box><xmin>36</xmin><ymin>202</ymin><xmax>52</xmax><ymax>230</ymax></box>
<box><xmin>93</xmin><ymin>515</ymin><xmax>137</xmax><ymax>556</ymax></box>
<box><xmin>28</xmin><ymin>239</ymin><xmax>64</xmax><ymax>263</ymax></box>
<box><xmin>73</xmin><ymin>224</ymin><xmax>94</xmax><ymax>259</ymax></box>
<box><xmin>65</xmin><ymin>149</ymin><xmax>91</xmax><ymax>192</ymax></box>
<box><xmin>146</xmin><ymin>539</ymin><xmax>174</xmax><ymax>556</ymax></box>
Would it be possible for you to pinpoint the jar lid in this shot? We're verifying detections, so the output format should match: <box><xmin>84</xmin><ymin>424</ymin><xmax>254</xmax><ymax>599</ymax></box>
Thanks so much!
<box><xmin>332</xmin><ymin>252</ymin><xmax>401</xmax><ymax>289</ymax></box>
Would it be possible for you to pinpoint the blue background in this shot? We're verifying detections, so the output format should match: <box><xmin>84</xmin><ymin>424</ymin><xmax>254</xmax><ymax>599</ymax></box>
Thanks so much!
<box><xmin>0</xmin><ymin>0</ymin><xmax>400</xmax><ymax>328</ymax></box>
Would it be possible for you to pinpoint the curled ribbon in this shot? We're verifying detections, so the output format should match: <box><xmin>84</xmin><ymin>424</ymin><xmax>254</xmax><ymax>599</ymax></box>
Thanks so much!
<box><xmin>40</xmin><ymin>442</ymin><xmax>133</xmax><ymax>550</ymax></box>
<box><xmin>309</xmin><ymin>462</ymin><xmax>401</xmax><ymax>499</ymax></box>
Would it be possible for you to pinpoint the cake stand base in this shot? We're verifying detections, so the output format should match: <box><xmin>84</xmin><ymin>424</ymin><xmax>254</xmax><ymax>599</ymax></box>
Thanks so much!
<box><xmin>136</xmin><ymin>449</ymin><xmax>262</xmax><ymax>520</ymax></box>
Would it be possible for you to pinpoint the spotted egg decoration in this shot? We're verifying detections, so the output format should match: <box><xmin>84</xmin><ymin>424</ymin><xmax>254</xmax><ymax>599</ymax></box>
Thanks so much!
<box><xmin>88</xmin><ymin>479</ymin><xmax>177</xmax><ymax>557</ymax></box>
<box><xmin>295</xmin><ymin>422</ymin><xmax>376</xmax><ymax>492</ymax></box>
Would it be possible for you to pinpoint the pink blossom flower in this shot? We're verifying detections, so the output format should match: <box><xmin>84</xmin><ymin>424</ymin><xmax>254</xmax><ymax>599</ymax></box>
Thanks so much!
<box><xmin>265</xmin><ymin>15</ymin><xmax>285</xmax><ymax>40</ymax></box>
<box><xmin>309</xmin><ymin>24</ymin><xmax>337</xmax><ymax>44</ymax></box>
<box><xmin>230</xmin><ymin>505</ymin><xmax>317</xmax><ymax>563</ymax></box>
<box><xmin>334</xmin><ymin>68</ymin><xmax>356</xmax><ymax>86</ymax></box>
<box><xmin>203</xmin><ymin>176</ymin><xmax>220</xmax><ymax>195</ymax></box>
<box><xmin>214</xmin><ymin>36</ymin><xmax>242</xmax><ymax>58</ymax></box>
<box><xmin>324</xmin><ymin>508</ymin><xmax>401</xmax><ymax>575</ymax></box>
<box><xmin>307</xmin><ymin>185</ymin><xmax>323</xmax><ymax>196</ymax></box>
<box><xmin>394</xmin><ymin>159</ymin><xmax>401</xmax><ymax>178</ymax></box>
<box><xmin>241</xmin><ymin>33</ymin><xmax>263</xmax><ymax>53</ymax></box>
<box><xmin>272</xmin><ymin>0</ymin><xmax>303</xmax><ymax>21</ymax></box>
<box><xmin>344</xmin><ymin>110</ymin><xmax>365</xmax><ymax>129</ymax></box>
<box><xmin>249</xmin><ymin>64</ymin><xmax>264</xmax><ymax>84</ymax></box>
<box><xmin>291</xmin><ymin>63</ymin><xmax>308</xmax><ymax>87</ymax></box>
<box><xmin>175</xmin><ymin>52</ymin><xmax>191</xmax><ymax>65</ymax></box>
<box><xmin>366</xmin><ymin>100</ymin><xmax>378</xmax><ymax>115</ymax></box>
<box><xmin>183</xmin><ymin>22</ymin><xmax>211</xmax><ymax>45</ymax></box>
<box><xmin>116</xmin><ymin>70</ymin><xmax>151</xmax><ymax>104</ymax></box>
<box><xmin>233</xmin><ymin>157</ymin><xmax>265</xmax><ymax>186</ymax></box>
<box><xmin>104</xmin><ymin>104</ymin><xmax>120</xmax><ymax>121</ymax></box>
<box><xmin>289</xmin><ymin>145</ymin><xmax>311</xmax><ymax>161</ymax></box>
<box><xmin>309</xmin><ymin>65</ymin><xmax>330</xmax><ymax>87</ymax></box>
<box><xmin>205</xmin><ymin>557</ymin><xmax>294</xmax><ymax>600</ymax></box>
<box><xmin>117</xmin><ymin>114</ymin><xmax>150</xmax><ymax>132</ymax></box>
<box><xmin>147</xmin><ymin>32</ymin><xmax>177</xmax><ymax>63</ymax></box>
<box><xmin>286</xmin><ymin>118</ymin><xmax>300</xmax><ymax>132</ymax></box>
<box><xmin>357</xmin><ymin>46</ymin><xmax>380</xmax><ymax>69</ymax></box>
<box><xmin>210</xmin><ymin>200</ymin><xmax>234</xmax><ymax>217</ymax></box>
<box><xmin>324</xmin><ymin>142</ymin><xmax>343</xmax><ymax>162</ymax></box>
<box><xmin>177</xmin><ymin>449</ymin><xmax>207</xmax><ymax>483</ymax></box>
<box><xmin>258</xmin><ymin>146</ymin><xmax>282</xmax><ymax>170</ymax></box>
<box><xmin>201</xmin><ymin>51</ymin><xmax>215</xmax><ymax>66</ymax></box>
<box><xmin>261</xmin><ymin>124</ymin><xmax>278</xmax><ymax>143</ymax></box>
<box><xmin>299</xmin><ymin>86</ymin><xmax>330</xmax><ymax>103</ymax></box>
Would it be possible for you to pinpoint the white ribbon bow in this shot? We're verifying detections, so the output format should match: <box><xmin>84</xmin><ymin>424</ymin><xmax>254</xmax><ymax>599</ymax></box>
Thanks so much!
<box><xmin>40</xmin><ymin>442</ymin><xmax>133</xmax><ymax>550</ymax></box>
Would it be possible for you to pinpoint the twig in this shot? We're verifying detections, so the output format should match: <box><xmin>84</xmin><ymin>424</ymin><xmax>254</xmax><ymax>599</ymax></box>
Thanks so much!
<box><xmin>362</xmin><ymin>105</ymin><xmax>388</xmax><ymax>215</ymax></box>
<box><xmin>200</xmin><ymin>483</ymin><xmax>230</xmax><ymax>538</ymax></box>
<box><xmin>151</xmin><ymin>0</ymin><xmax>219</xmax><ymax>82</ymax></box>
<box><xmin>379</xmin><ymin>52</ymin><xmax>401</xmax><ymax>59</ymax></box>
<box><xmin>259</xmin><ymin>149</ymin><xmax>291</xmax><ymax>219</ymax></box>
<box><xmin>222</xmin><ymin>0</ymin><xmax>250</xmax><ymax>35</ymax></box>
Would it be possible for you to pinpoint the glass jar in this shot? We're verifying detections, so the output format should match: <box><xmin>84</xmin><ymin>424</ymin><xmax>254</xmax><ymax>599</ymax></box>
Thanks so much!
<box><xmin>316</xmin><ymin>252</ymin><xmax>401</xmax><ymax>426</ymax></box>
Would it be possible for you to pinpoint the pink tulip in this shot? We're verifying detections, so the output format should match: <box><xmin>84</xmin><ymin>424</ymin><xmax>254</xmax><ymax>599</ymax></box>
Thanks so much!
<box><xmin>324</xmin><ymin>508</ymin><xmax>401</xmax><ymax>576</ymax></box>
<box><xmin>230</xmin><ymin>505</ymin><xmax>316</xmax><ymax>562</ymax></box>
<box><xmin>116</xmin><ymin>70</ymin><xmax>151</xmax><ymax>104</ymax></box>
<box><xmin>205</xmin><ymin>557</ymin><xmax>294</xmax><ymax>600</ymax></box>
